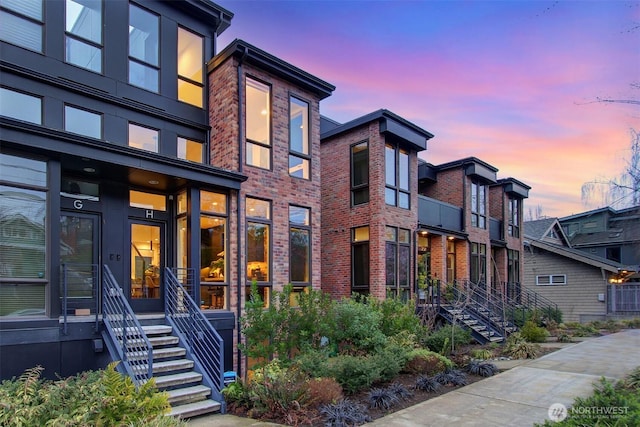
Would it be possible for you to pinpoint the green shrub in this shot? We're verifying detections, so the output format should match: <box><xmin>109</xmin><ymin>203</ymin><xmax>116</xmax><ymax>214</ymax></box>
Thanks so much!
<box><xmin>326</xmin><ymin>355</ymin><xmax>381</xmax><ymax>395</ymax></box>
<box><xmin>571</xmin><ymin>323</ymin><xmax>600</xmax><ymax>337</ymax></box>
<box><xmin>0</xmin><ymin>363</ymin><xmax>178</xmax><ymax>427</ymax></box>
<box><xmin>469</xmin><ymin>348</ymin><xmax>494</xmax><ymax>360</ymax></box>
<box><xmin>403</xmin><ymin>349</ymin><xmax>453</xmax><ymax>375</ymax></box>
<box><xmin>621</xmin><ymin>318</ymin><xmax>640</xmax><ymax>329</ymax></box>
<box><xmin>556</xmin><ymin>331</ymin><xmax>572</xmax><ymax>343</ymax></box>
<box><xmin>534</xmin><ymin>373</ymin><xmax>640</xmax><ymax>426</ymax></box>
<box><xmin>521</xmin><ymin>320</ymin><xmax>549</xmax><ymax>343</ymax></box>
<box><xmin>329</xmin><ymin>298</ymin><xmax>387</xmax><ymax>355</ymax></box>
<box><xmin>293</xmin><ymin>348</ymin><xmax>331</xmax><ymax>378</ymax></box>
<box><xmin>504</xmin><ymin>332</ymin><xmax>540</xmax><ymax>359</ymax></box>
<box><xmin>422</xmin><ymin>324</ymin><xmax>472</xmax><ymax>354</ymax></box>
<box><xmin>370</xmin><ymin>342</ymin><xmax>408</xmax><ymax>382</ymax></box>
<box><xmin>370</xmin><ymin>296</ymin><xmax>423</xmax><ymax>338</ymax></box>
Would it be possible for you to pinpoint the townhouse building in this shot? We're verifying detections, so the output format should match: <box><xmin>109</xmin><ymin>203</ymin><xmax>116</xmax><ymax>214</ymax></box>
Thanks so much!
<box><xmin>416</xmin><ymin>158</ymin><xmax>530</xmax><ymax>299</ymax></box>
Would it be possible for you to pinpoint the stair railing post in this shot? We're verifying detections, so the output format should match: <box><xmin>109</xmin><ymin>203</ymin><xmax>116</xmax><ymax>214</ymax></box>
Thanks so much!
<box><xmin>121</xmin><ymin>293</ymin><xmax>128</xmax><ymax>362</ymax></box>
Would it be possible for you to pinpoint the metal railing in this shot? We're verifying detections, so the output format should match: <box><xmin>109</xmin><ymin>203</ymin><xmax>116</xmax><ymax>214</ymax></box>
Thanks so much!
<box><xmin>608</xmin><ymin>284</ymin><xmax>640</xmax><ymax>313</ymax></box>
<box><xmin>101</xmin><ymin>265</ymin><xmax>153</xmax><ymax>385</ymax></box>
<box><xmin>450</xmin><ymin>280</ymin><xmax>511</xmax><ymax>339</ymax></box>
<box><xmin>164</xmin><ymin>268</ymin><xmax>225</xmax><ymax>404</ymax></box>
<box><xmin>504</xmin><ymin>282</ymin><xmax>560</xmax><ymax>325</ymax></box>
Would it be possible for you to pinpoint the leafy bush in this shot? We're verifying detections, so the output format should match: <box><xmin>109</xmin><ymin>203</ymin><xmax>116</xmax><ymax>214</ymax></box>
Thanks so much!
<box><xmin>422</xmin><ymin>325</ymin><xmax>472</xmax><ymax>354</ymax></box>
<box><xmin>367</xmin><ymin>387</ymin><xmax>399</xmax><ymax>410</ymax></box>
<box><xmin>320</xmin><ymin>399</ymin><xmax>372</xmax><ymax>427</ymax></box>
<box><xmin>414</xmin><ymin>375</ymin><xmax>442</xmax><ymax>393</ymax></box>
<box><xmin>222</xmin><ymin>380</ymin><xmax>250</xmax><ymax>407</ymax></box>
<box><xmin>521</xmin><ymin>320</ymin><xmax>549</xmax><ymax>343</ymax></box>
<box><xmin>504</xmin><ymin>332</ymin><xmax>540</xmax><ymax>359</ymax></box>
<box><xmin>465</xmin><ymin>360</ymin><xmax>499</xmax><ymax>377</ymax></box>
<box><xmin>330</xmin><ymin>298</ymin><xmax>387</xmax><ymax>355</ymax></box>
<box><xmin>556</xmin><ymin>331</ymin><xmax>572</xmax><ymax>343</ymax></box>
<box><xmin>403</xmin><ymin>349</ymin><xmax>453</xmax><ymax>375</ymax></box>
<box><xmin>534</xmin><ymin>373</ymin><xmax>640</xmax><ymax>426</ymax></box>
<box><xmin>570</xmin><ymin>323</ymin><xmax>600</xmax><ymax>337</ymax></box>
<box><xmin>469</xmin><ymin>348</ymin><xmax>494</xmax><ymax>360</ymax></box>
<box><xmin>371</xmin><ymin>342</ymin><xmax>409</xmax><ymax>382</ymax></box>
<box><xmin>370</xmin><ymin>296</ymin><xmax>423</xmax><ymax>338</ymax></box>
<box><xmin>623</xmin><ymin>367</ymin><xmax>640</xmax><ymax>390</ymax></box>
<box><xmin>307</xmin><ymin>377</ymin><xmax>343</xmax><ymax>406</ymax></box>
<box><xmin>293</xmin><ymin>348</ymin><xmax>331</xmax><ymax>378</ymax></box>
<box><xmin>326</xmin><ymin>355</ymin><xmax>381</xmax><ymax>395</ymax></box>
<box><xmin>245</xmin><ymin>361</ymin><xmax>311</xmax><ymax>420</ymax></box>
<box><xmin>621</xmin><ymin>317</ymin><xmax>640</xmax><ymax>329</ymax></box>
<box><xmin>0</xmin><ymin>363</ymin><xmax>178</xmax><ymax>427</ymax></box>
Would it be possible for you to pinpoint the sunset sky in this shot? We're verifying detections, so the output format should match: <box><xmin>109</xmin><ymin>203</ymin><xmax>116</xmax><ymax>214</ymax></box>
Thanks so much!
<box><xmin>216</xmin><ymin>0</ymin><xmax>640</xmax><ymax>218</ymax></box>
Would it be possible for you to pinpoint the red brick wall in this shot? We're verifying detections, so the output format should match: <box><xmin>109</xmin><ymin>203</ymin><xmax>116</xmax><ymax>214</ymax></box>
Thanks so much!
<box><xmin>321</xmin><ymin>122</ymin><xmax>418</xmax><ymax>301</ymax></box>
<box><xmin>422</xmin><ymin>168</ymin><xmax>464</xmax><ymax>206</ymax></box>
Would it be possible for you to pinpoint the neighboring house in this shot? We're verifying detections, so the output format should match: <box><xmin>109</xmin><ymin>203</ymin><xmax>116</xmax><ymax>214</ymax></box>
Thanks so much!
<box><xmin>320</xmin><ymin>110</ymin><xmax>434</xmax><ymax>300</ymax></box>
<box><xmin>523</xmin><ymin>218</ymin><xmax>638</xmax><ymax>323</ymax></box>
<box><xmin>416</xmin><ymin>158</ymin><xmax>530</xmax><ymax>299</ymax></box>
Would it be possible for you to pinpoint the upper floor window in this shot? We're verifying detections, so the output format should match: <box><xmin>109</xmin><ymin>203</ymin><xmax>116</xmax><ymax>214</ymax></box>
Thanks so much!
<box><xmin>351</xmin><ymin>141</ymin><xmax>369</xmax><ymax>205</ymax></box>
<box><xmin>177</xmin><ymin>27</ymin><xmax>204</xmax><ymax>107</ymax></box>
<box><xmin>129</xmin><ymin>190</ymin><xmax>166</xmax><ymax>211</ymax></box>
<box><xmin>385</xmin><ymin>144</ymin><xmax>410</xmax><ymax>209</ymax></box>
<box><xmin>65</xmin><ymin>0</ymin><xmax>102</xmax><ymax>73</ymax></box>
<box><xmin>289</xmin><ymin>96</ymin><xmax>310</xmax><ymax>179</ymax></box>
<box><xmin>508</xmin><ymin>197</ymin><xmax>519</xmax><ymax>237</ymax></box>
<box><xmin>177</xmin><ymin>137</ymin><xmax>203</xmax><ymax>163</ymax></box>
<box><xmin>471</xmin><ymin>180</ymin><xmax>486</xmax><ymax>228</ymax></box>
<box><xmin>128</xmin><ymin>122</ymin><xmax>158</xmax><ymax>153</ymax></box>
<box><xmin>507</xmin><ymin>249</ymin><xmax>520</xmax><ymax>284</ymax></box>
<box><xmin>0</xmin><ymin>87</ymin><xmax>42</xmax><ymax>124</ymax></box>
<box><xmin>245</xmin><ymin>78</ymin><xmax>271</xmax><ymax>169</ymax></box>
<box><xmin>64</xmin><ymin>105</ymin><xmax>102</xmax><ymax>139</ymax></box>
<box><xmin>0</xmin><ymin>0</ymin><xmax>43</xmax><ymax>52</ymax></box>
<box><xmin>129</xmin><ymin>3</ymin><xmax>158</xmax><ymax>92</ymax></box>
<box><xmin>289</xmin><ymin>205</ymin><xmax>310</xmax><ymax>284</ymax></box>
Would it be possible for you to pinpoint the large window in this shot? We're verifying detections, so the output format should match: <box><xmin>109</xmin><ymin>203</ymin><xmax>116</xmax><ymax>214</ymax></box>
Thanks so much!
<box><xmin>446</xmin><ymin>238</ymin><xmax>456</xmax><ymax>284</ymax></box>
<box><xmin>352</xmin><ymin>226</ymin><xmax>370</xmax><ymax>295</ymax></box>
<box><xmin>385</xmin><ymin>145</ymin><xmax>410</xmax><ymax>208</ymax></box>
<box><xmin>178</xmin><ymin>27</ymin><xmax>203</xmax><ymax>107</ymax></box>
<box><xmin>0</xmin><ymin>88</ymin><xmax>42</xmax><ymax>124</ymax></box>
<box><xmin>245</xmin><ymin>78</ymin><xmax>271</xmax><ymax>169</ymax></box>
<box><xmin>507</xmin><ymin>249</ymin><xmax>519</xmax><ymax>285</ymax></box>
<box><xmin>289</xmin><ymin>96</ymin><xmax>310</xmax><ymax>179</ymax></box>
<box><xmin>65</xmin><ymin>0</ymin><xmax>102</xmax><ymax>72</ymax></box>
<box><xmin>200</xmin><ymin>191</ymin><xmax>227</xmax><ymax>310</ymax></box>
<box><xmin>470</xmin><ymin>242</ymin><xmax>487</xmax><ymax>285</ymax></box>
<box><xmin>0</xmin><ymin>152</ymin><xmax>47</xmax><ymax>317</ymax></box>
<box><xmin>129</xmin><ymin>3</ymin><xmax>159</xmax><ymax>92</ymax></box>
<box><xmin>0</xmin><ymin>0</ymin><xmax>43</xmax><ymax>52</ymax></box>
<box><xmin>471</xmin><ymin>180</ymin><xmax>486</xmax><ymax>229</ymax></box>
<box><xmin>385</xmin><ymin>227</ymin><xmax>410</xmax><ymax>300</ymax></box>
<box><xmin>64</xmin><ymin>105</ymin><xmax>102</xmax><ymax>139</ymax></box>
<box><xmin>177</xmin><ymin>137</ymin><xmax>203</xmax><ymax>163</ymax></box>
<box><xmin>289</xmin><ymin>205</ymin><xmax>310</xmax><ymax>284</ymax></box>
<box><xmin>246</xmin><ymin>197</ymin><xmax>271</xmax><ymax>304</ymax></box>
<box><xmin>351</xmin><ymin>141</ymin><xmax>369</xmax><ymax>205</ymax></box>
<box><xmin>508</xmin><ymin>197</ymin><xmax>519</xmax><ymax>237</ymax></box>
<box><xmin>128</xmin><ymin>123</ymin><xmax>158</xmax><ymax>153</ymax></box>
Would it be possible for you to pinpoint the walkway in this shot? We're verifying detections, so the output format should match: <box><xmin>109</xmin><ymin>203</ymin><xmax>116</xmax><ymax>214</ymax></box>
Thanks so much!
<box><xmin>189</xmin><ymin>329</ymin><xmax>640</xmax><ymax>427</ymax></box>
<box><xmin>367</xmin><ymin>329</ymin><xmax>640</xmax><ymax>426</ymax></box>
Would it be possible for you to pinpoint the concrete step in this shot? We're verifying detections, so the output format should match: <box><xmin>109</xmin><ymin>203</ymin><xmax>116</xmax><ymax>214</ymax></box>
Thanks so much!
<box><xmin>129</xmin><ymin>347</ymin><xmax>186</xmax><ymax>361</ymax></box>
<box><xmin>154</xmin><ymin>371</ymin><xmax>203</xmax><ymax>389</ymax></box>
<box><xmin>169</xmin><ymin>399</ymin><xmax>221</xmax><ymax>419</ymax></box>
<box><xmin>142</xmin><ymin>325</ymin><xmax>173</xmax><ymax>336</ymax></box>
<box><xmin>167</xmin><ymin>385</ymin><xmax>211</xmax><ymax>405</ymax></box>
<box><xmin>135</xmin><ymin>359</ymin><xmax>194</xmax><ymax>375</ymax></box>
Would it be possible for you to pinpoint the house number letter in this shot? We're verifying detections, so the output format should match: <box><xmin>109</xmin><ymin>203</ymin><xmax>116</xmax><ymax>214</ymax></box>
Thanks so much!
<box><xmin>146</xmin><ymin>210</ymin><xmax>154</xmax><ymax>219</ymax></box>
<box><xmin>73</xmin><ymin>200</ymin><xmax>83</xmax><ymax>209</ymax></box>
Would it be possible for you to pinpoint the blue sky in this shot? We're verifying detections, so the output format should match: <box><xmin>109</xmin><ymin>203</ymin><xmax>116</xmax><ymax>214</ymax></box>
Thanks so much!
<box><xmin>216</xmin><ymin>0</ymin><xmax>640</xmax><ymax>217</ymax></box>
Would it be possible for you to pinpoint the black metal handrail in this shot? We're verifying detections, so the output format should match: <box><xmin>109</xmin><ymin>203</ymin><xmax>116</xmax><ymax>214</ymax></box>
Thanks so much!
<box><xmin>164</xmin><ymin>268</ymin><xmax>225</xmax><ymax>405</ymax></box>
<box><xmin>451</xmin><ymin>280</ymin><xmax>510</xmax><ymax>338</ymax></box>
<box><xmin>504</xmin><ymin>282</ymin><xmax>560</xmax><ymax>325</ymax></box>
<box><xmin>60</xmin><ymin>263</ymin><xmax>99</xmax><ymax>334</ymax></box>
<box><xmin>101</xmin><ymin>265</ymin><xmax>153</xmax><ymax>385</ymax></box>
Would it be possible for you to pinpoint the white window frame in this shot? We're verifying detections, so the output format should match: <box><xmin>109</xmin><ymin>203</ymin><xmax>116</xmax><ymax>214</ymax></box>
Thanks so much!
<box><xmin>536</xmin><ymin>274</ymin><xmax>566</xmax><ymax>286</ymax></box>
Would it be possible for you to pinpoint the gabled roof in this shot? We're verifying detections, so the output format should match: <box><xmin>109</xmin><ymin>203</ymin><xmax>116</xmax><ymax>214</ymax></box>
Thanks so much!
<box><xmin>209</xmin><ymin>39</ymin><xmax>336</xmax><ymax>100</ymax></box>
<box><xmin>525</xmin><ymin>239</ymin><xmax>635</xmax><ymax>274</ymax></box>
<box><xmin>559</xmin><ymin>206</ymin><xmax>615</xmax><ymax>222</ymax></box>
<box><xmin>320</xmin><ymin>109</ymin><xmax>434</xmax><ymax>152</ymax></box>
<box><xmin>524</xmin><ymin>218</ymin><xmax>571</xmax><ymax>246</ymax></box>
<box><xmin>570</xmin><ymin>221</ymin><xmax>640</xmax><ymax>247</ymax></box>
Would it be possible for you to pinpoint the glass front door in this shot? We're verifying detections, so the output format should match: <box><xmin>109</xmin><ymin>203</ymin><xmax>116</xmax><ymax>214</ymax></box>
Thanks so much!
<box><xmin>130</xmin><ymin>221</ymin><xmax>164</xmax><ymax>312</ymax></box>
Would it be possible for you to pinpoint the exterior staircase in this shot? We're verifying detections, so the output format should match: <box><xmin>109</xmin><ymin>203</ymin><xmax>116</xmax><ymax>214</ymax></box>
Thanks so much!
<box><xmin>439</xmin><ymin>305</ymin><xmax>511</xmax><ymax>344</ymax></box>
<box><xmin>143</xmin><ymin>323</ymin><xmax>221</xmax><ymax>418</ymax></box>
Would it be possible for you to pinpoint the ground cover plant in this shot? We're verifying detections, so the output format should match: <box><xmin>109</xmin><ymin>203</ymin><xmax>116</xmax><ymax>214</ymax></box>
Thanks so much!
<box><xmin>0</xmin><ymin>362</ymin><xmax>183</xmax><ymax>427</ymax></box>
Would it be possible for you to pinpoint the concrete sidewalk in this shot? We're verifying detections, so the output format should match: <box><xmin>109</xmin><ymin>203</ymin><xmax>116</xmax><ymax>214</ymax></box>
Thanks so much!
<box><xmin>367</xmin><ymin>329</ymin><xmax>640</xmax><ymax>426</ymax></box>
<box><xmin>189</xmin><ymin>329</ymin><xmax>639</xmax><ymax>427</ymax></box>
